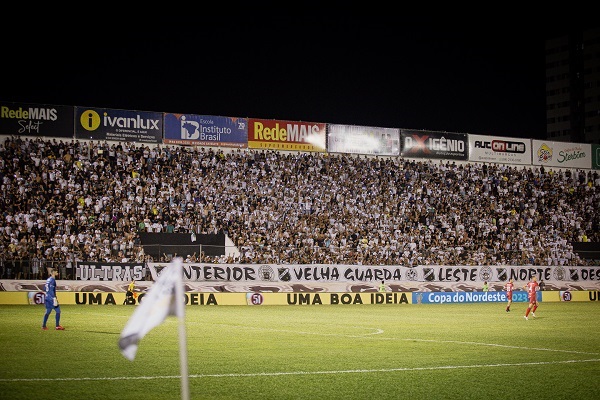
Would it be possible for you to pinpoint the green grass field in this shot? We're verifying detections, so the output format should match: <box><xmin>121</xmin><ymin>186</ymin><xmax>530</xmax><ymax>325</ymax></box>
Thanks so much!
<box><xmin>1</xmin><ymin>302</ymin><xmax>599</xmax><ymax>399</ymax></box>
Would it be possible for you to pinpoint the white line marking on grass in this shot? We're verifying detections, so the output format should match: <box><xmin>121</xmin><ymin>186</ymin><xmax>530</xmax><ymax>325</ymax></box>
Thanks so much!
<box><xmin>399</xmin><ymin>338</ymin><xmax>600</xmax><ymax>356</ymax></box>
<box><xmin>203</xmin><ymin>323</ymin><xmax>599</xmax><ymax>356</ymax></box>
<box><xmin>2</xmin><ymin>358</ymin><xmax>600</xmax><ymax>382</ymax></box>
<box><xmin>206</xmin><ymin>323</ymin><xmax>384</xmax><ymax>337</ymax></box>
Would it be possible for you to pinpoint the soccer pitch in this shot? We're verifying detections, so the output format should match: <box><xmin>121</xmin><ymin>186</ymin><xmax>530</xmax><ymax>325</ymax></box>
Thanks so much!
<box><xmin>1</xmin><ymin>302</ymin><xmax>599</xmax><ymax>399</ymax></box>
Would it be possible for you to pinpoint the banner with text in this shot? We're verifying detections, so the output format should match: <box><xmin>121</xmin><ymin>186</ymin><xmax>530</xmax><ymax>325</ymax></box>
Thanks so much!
<box><xmin>401</xmin><ymin>130</ymin><xmax>468</xmax><ymax>160</ymax></box>
<box><xmin>75</xmin><ymin>107</ymin><xmax>162</xmax><ymax>143</ymax></box>
<box><xmin>531</xmin><ymin>139</ymin><xmax>591</xmax><ymax>169</ymax></box>
<box><xmin>163</xmin><ymin>113</ymin><xmax>248</xmax><ymax>147</ymax></box>
<box><xmin>74</xmin><ymin>262</ymin><xmax>147</xmax><ymax>281</ymax></box>
<box><xmin>468</xmin><ymin>134</ymin><xmax>531</xmax><ymax>165</ymax></box>
<box><xmin>146</xmin><ymin>263</ymin><xmax>600</xmax><ymax>284</ymax></box>
<box><xmin>248</xmin><ymin>118</ymin><xmax>326</xmax><ymax>152</ymax></box>
<box><xmin>0</xmin><ymin>102</ymin><xmax>74</xmax><ymax>138</ymax></box>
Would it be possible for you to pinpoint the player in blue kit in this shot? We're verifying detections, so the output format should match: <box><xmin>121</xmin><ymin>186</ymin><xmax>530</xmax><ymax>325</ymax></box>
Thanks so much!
<box><xmin>42</xmin><ymin>268</ymin><xmax>65</xmax><ymax>330</ymax></box>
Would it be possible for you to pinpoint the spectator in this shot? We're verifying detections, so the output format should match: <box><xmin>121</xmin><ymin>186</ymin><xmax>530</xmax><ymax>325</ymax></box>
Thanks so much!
<box><xmin>0</xmin><ymin>136</ymin><xmax>597</xmax><ymax>270</ymax></box>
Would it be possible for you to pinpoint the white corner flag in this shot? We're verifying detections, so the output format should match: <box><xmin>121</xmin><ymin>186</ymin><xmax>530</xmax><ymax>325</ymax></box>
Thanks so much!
<box><xmin>118</xmin><ymin>257</ymin><xmax>190</xmax><ymax>399</ymax></box>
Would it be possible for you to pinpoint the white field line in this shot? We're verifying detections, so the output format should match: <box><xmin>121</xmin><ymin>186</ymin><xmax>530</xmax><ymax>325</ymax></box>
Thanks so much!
<box><xmin>14</xmin><ymin>313</ymin><xmax>591</xmax><ymax>384</ymax></box>
<box><xmin>75</xmin><ymin>312</ymin><xmax>600</xmax><ymax>356</ymax></box>
<box><xmin>202</xmin><ymin>322</ymin><xmax>600</xmax><ymax>356</ymax></box>
<box><xmin>2</xmin><ymin>358</ymin><xmax>600</xmax><ymax>382</ymax></box>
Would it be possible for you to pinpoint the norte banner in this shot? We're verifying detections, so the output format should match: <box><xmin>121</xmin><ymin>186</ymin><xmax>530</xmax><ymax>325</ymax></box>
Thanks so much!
<box><xmin>164</xmin><ymin>113</ymin><xmax>248</xmax><ymax>148</ymax></box>
<box><xmin>248</xmin><ymin>118</ymin><xmax>326</xmax><ymax>152</ymax></box>
<box><xmin>401</xmin><ymin>130</ymin><xmax>468</xmax><ymax>160</ymax></box>
<box><xmin>75</xmin><ymin>107</ymin><xmax>162</xmax><ymax>143</ymax></box>
<box><xmin>328</xmin><ymin>124</ymin><xmax>400</xmax><ymax>155</ymax></box>
<box><xmin>0</xmin><ymin>102</ymin><xmax>74</xmax><ymax>138</ymax></box>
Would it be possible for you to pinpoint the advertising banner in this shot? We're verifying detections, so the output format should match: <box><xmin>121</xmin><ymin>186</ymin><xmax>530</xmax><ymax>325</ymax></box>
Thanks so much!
<box><xmin>559</xmin><ymin>290</ymin><xmax>600</xmax><ymax>302</ymax></box>
<box><xmin>532</xmin><ymin>139</ymin><xmax>591</xmax><ymax>169</ymax></box>
<box><xmin>327</xmin><ymin>124</ymin><xmax>400</xmax><ymax>155</ymax></box>
<box><xmin>248</xmin><ymin>118</ymin><xmax>326</xmax><ymax>152</ymax></box>
<box><xmin>593</xmin><ymin>144</ymin><xmax>600</xmax><ymax>170</ymax></box>
<box><xmin>413</xmin><ymin>290</ymin><xmax>536</xmax><ymax>304</ymax></box>
<box><xmin>75</xmin><ymin>107</ymin><xmax>162</xmax><ymax>143</ymax></box>
<box><xmin>163</xmin><ymin>113</ymin><xmax>248</xmax><ymax>147</ymax></box>
<box><xmin>0</xmin><ymin>102</ymin><xmax>74</xmax><ymax>138</ymax></box>
<box><xmin>6</xmin><ymin>289</ymin><xmax>600</xmax><ymax>306</ymax></box>
<box><xmin>0</xmin><ymin>291</ymin><xmax>412</xmax><ymax>306</ymax></box>
<box><xmin>401</xmin><ymin>130</ymin><xmax>468</xmax><ymax>160</ymax></box>
<box><xmin>469</xmin><ymin>134</ymin><xmax>531</xmax><ymax>165</ymax></box>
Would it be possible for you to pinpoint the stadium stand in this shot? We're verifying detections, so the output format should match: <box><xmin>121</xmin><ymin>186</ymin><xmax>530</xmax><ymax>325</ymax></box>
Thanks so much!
<box><xmin>0</xmin><ymin>136</ymin><xmax>598</xmax><ymax>280</ymax></box>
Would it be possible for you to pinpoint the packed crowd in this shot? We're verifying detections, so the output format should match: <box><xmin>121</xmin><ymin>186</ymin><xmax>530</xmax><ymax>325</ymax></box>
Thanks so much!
<box><xmin>0</xmin><ymin>136</ymin><xmax>598</xmax><ymax>279</ymax></box>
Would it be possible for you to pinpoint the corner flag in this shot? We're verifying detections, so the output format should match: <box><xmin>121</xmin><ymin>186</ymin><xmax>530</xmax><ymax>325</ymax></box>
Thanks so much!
<box><xmin>118</xmin><ymin>257</ymin><xmax>190</xmax><ymax>399</ymax></box>
<box><xmin>118</xmin><ymin>258</ymin><xmax>184</xmax><ymax>361</ymax></box>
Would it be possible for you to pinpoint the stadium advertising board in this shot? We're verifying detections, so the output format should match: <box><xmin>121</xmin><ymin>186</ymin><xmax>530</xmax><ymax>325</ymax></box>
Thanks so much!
<box><xmin>163</xmin><ymin>113</ymin><xmax>248</xmax><ymax>148</ymax></box>
<box><xmin>248</xmin><ymin>118</ymin><xmax>326</xmax><ymax>152</ymax></box>
<box><xmin>531</xmin><ymin>139</ymin><xmax>591</xmax><ymax>169</ymax></box>
<box><xmin>0</xmin><ymin>102</ymin><xmax>74</xmax><ymax>138</ymax></box>
<box><xmin>413</xmin><ymin>290</ymin><xmax>536</xmax><ymax>304</ymax></box>
<box><xmin>468</xmin><ymin>134</ymin><xmax>531</xmax><ymax>165</ymax></box>
<box><xmin>0</xmin><ymin>291</ymin><xmax>412</xmax><ymax>306</ymax></box>
<box><xmin>75</xmin><ymin>107</ymin><xmax>162</xmax><ymax>143</ymax></box>
<box><xmin>593</xmin><ymin>144</ymin><xmax>600</xmax><ymax>170</ymax></box>
<box><xmin>327</xmin><ymin>124</ymin><xmax>400</xmax><ymax>155</ymax></box>
<box><xmin>4</xmin><ymin>289</ymin><xmax>600</xmax><ymax>305</ymax></box>
<box><xmin>401</xmin><ymin>130</ymin><xmax>468</xmax><ymax>160</ymax></box>
<box><xmin>559</xmin><ymin>290</ymin><xmax>600</xmax><ymax>302</ymax></box>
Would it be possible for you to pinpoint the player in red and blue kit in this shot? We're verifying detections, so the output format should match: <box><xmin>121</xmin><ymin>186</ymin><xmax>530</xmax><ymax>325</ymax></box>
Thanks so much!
<box><xmin>504</xmin><ymin>279</ymin><xmax>514</xmax><ymax>312</ymax></box>
<box><xmin>42</xmin><ymin>268</ymin><xmax>65</xmax><ymax>330</ymax></box>
<box><xmin>523</xmin><ymin>276</ymin><xmax>539</xmax><ymax>320</ymax></box>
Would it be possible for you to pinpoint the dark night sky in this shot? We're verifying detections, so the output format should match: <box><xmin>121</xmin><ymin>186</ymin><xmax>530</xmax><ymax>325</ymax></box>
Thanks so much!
<box><xmin>1</xmin><ymin>18</ymin><xmax>576</xmax><ymax>140</ymax></box>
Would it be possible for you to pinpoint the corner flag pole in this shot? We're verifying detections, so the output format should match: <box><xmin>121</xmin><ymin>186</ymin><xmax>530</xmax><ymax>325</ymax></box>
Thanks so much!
<box><xmin>173</xmin><ymin>258</ymin><xmax>190</xmax><ymax>400</ymax></box>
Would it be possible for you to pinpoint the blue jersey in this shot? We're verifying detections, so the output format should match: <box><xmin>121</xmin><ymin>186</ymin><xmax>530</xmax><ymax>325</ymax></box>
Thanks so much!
<box><xmin>45</xmin><ymin>276</ymin><xmax>57</xmax><ymax>306</ymax></box>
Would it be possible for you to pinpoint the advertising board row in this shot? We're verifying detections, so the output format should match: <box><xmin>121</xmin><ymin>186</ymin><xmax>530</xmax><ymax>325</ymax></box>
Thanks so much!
<box><xmin>1</xmin><ymin>288</ymin><xmax>598</xmax><ymax>306</ymax></box>
<box><xmin>1</xmin><ymin>102</ymin><xmax>599</xmax><ymax>169</ymax></box>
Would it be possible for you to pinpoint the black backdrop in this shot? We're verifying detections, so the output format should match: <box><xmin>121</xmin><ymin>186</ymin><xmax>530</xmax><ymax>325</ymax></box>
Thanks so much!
<box><xmin>138</xmin><ymin>232</ymin><xmax>226</xmax><ymax>259</ymax></box>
